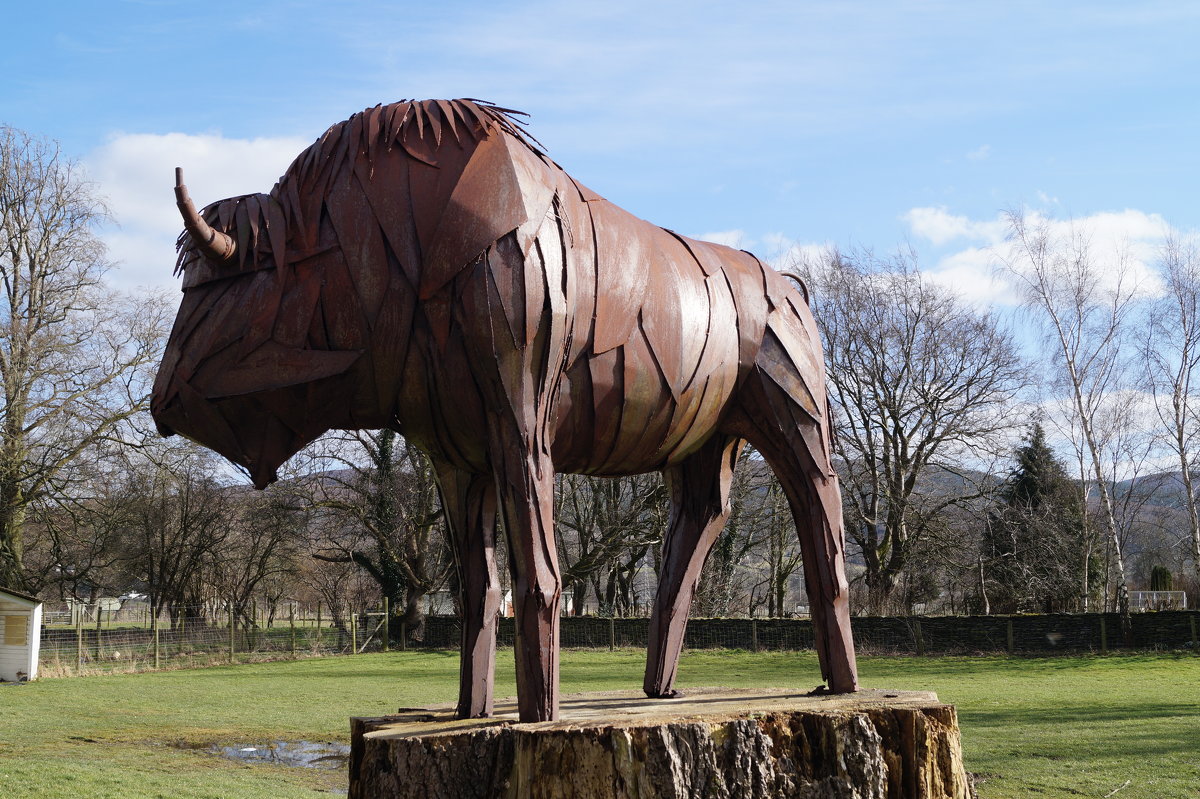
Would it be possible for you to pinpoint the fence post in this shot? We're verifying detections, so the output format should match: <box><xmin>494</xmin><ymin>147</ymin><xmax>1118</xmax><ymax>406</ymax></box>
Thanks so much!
<box><xmin>400</xmin><ymin>620</ymin><xmax>407</xmax><ymax>651</ymax></box>
<box><xmin>609</xmin><ymin>617</ymin><xmax>616</xmax><ymax>651</ymax></box>
<box><xmin>1190</xmin><ymin>613</ymin><xmax>1197</xmax><ymax>649</ymax></box>
<box><xmin>751</xmin><ymin>618</ymin><xmax>759</xmax><ymax>652</ymax></box>
<box><xmin>381</xmin><ymin>597</ymin><xmax>390</xmax><ymax>653</ymax></box>
<box><xmin>229</xmin><ymin>597</ymin><xmax>236</xmax><ymax>664</ymax></box>
<box><xmin>1099</xmin><ymin>616</ymin><xmax>1108</xmax><ymax>654</ymax></box>
<box><xmin>1006</xmin><ymin>618</ymin><xmax>1014</xmax><ymax>654</ymax></box>
<box><xmin>153</xmin><ymin>606</ymin><xmax>160</xmax><ymax>670</ymax></box>
<box><xmin>914</xmin><ymin>619</ymin><xmax>925</xmax><ymax>656</ymax></box>
<box><xmin>350</xmin><ymin>607</ymin><xmax>358</xmax><ymax>654</ymax></box>
<box><xmin>75</xmin><ymin>607</ymin><xmax>83</xmax><ymax>673</ymax></box>
<box><xmin>95</xmin><ymin>605</ymin><xmax>103</xmax><ymax>661</ymax></box>
<box><xmin>316</xmin><ymin>602</ymin><xmax>323</xmax><ymax>651</ymax></box>
<box><xmin>290</xmin><ymin>605</ymin><xmax>297</xmax><ymax>658</ymax></box>
<box><xmin>248</xmin><ymin>598</ymin><xmax>258</xmax><ymax>653</ymax></box>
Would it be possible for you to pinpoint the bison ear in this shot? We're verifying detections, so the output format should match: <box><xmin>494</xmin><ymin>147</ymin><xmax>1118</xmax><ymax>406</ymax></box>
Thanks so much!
<box><xmin>419</xmin><ymin>132</ymin><xmax>555</xmax><ymax>299</ymax></box>
<box><xmin>198</xmin><ymin>341</ymin><xmax>363</xmax><ymax>399</ymax></box>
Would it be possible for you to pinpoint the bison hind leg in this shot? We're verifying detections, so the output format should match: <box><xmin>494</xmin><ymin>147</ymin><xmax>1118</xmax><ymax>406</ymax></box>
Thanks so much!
<box><xmin>722</xmin><ymin>363</ymin><xmax>859</xmax><ymax>694</ymax></box>
<box><xmin>643</xmin><ymin>434</ymin><xmax>744</xmax><ymax>699</ymax></box>
<box><xmin>435</xmin><ymin>464</ymin><xmax>501</xmax><ymax>719</ymax></box>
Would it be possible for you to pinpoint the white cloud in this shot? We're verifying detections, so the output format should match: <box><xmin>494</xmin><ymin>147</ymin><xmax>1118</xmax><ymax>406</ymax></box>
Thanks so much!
<box><xmin>690</xmin><ymin>231</ymin><xmax>834</xmax><ymax>274</ymax></box>
<box><xmin>903</xmin><ymin>206</ymin><xmax>1007</xmax><ymax>247</ymax></box>
<box><xmin>696</xmin><ymin>229</ymin><xmax>747</xmax><ymax>249</ymax></box>
<box><xmin>923</xmin><ymin>249</ymin><xmax>1019</xmax><ymax>307</ymax></box>
<box><xmin>1036</xmin><ymin>388</ymin><xmax>1168</xmax><ymax>480</ymax></box>
<box><xmin>966</xmin><ymin>144</ymin><xmax>991</xmax><ymax>161</ymax></box>
<box><xmin>86</xmin><ymin>132</ymin><xmax>310</xmax><ymax>292</ymax></box>
<box><xmin>759</xmin><ymin>233</ymin><xmax>834</xmax><ymax>272</ymax></box>
<box><xmin>1001</xmin><ymin>209</ymin><xmax>1170</xmax><ymax>299</ymax></box>
<box><xmin>904</xmin><ymin>205</ymin><xmax>1175</xmax><ymax>307</ymax></box>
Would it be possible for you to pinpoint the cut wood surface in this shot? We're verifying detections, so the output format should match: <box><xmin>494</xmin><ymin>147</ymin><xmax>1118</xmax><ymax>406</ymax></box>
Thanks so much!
<box><xmin>349</xmin><ymin>687</ymin><xmax>970</xmax><ymax>798</ymax></box>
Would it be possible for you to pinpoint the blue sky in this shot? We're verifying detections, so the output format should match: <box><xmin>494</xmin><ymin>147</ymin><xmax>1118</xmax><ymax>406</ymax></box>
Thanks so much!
<box><xmin>4</xmin><ymin>1</ymin><xmax>1200</xmax><ymax>296</ymax></box>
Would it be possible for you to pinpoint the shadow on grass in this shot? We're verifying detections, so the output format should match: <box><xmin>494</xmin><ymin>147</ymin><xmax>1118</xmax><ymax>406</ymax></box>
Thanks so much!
<box><xmin>153</xmin><ymin>651</ymin><xmax>464</xmax><ymax>682</ymax></box>
<box><xmin>963</xmin><ymin>701</ymin><xmax>1200</xmax><ymax>760</ymax></box>
<box><xmin>861</xmin><ymin>651</ymin><xmax>1199</xmax><ymax>678</ymax></box>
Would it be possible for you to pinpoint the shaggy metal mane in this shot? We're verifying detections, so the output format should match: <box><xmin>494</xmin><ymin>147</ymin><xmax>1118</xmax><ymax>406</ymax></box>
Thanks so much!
<box><xmin>278</xmin><ymin>98</ymin><xmax>540</xmax><ymax>196</ymax></box>
<box><xmin>175</xmin><ymin>99</ymin><xmax>539</xmax><ymax>279</ymax></box>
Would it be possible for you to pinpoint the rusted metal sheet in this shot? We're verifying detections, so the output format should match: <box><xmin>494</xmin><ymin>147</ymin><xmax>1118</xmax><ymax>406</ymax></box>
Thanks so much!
<box><xmin>151</xmin><ymin>99</ymin><xmax>858</xmax><ymax>725</ymax></box>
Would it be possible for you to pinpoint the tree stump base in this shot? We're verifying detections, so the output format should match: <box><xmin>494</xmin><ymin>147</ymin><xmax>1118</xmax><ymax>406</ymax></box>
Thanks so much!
<box><xmin>349</xmin><ymin>687</ymin><xmax>970</xmax><ymax>798</ymax></box>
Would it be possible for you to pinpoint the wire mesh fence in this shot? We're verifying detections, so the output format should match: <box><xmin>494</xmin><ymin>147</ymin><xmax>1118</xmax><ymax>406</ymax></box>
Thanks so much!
<box><xmin>1129</xmin><ymin>590</ymin><xmax>1188</xmax><ymax>611</ymax></box>
<box><xmin>420</xmin><ymin>610</ymin><xmax>1199</xmax><ymax>656</ymax></box>
<box><xmin>37</xmin><ymin>602</ymin><xmax>1200</xmax><ymax>678</ymax></box>
<box><xmin>37</xmin><ymin>600</ymin><xmax>391</xmax><ymax>677</ymax></box>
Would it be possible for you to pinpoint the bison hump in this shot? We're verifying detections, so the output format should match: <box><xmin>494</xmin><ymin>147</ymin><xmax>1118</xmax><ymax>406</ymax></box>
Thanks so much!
<box><xmin>419</xmin><ymin>131</ymin><xmax>556</xmax><ymax>300</ymax></box>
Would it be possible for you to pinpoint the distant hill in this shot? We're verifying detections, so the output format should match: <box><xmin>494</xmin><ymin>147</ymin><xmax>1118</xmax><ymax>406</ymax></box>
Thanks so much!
<box><xmin>1111</xmin><ymin>470</ymin><xmax>1196</xmax><ymax>511</ymax></box>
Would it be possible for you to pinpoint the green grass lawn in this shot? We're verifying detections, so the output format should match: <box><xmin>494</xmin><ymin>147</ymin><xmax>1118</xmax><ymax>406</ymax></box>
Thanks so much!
<box><xmin>1</xmin><ymin>649</ymin><xmax>1196</xmax><ymax>798</ymax></box>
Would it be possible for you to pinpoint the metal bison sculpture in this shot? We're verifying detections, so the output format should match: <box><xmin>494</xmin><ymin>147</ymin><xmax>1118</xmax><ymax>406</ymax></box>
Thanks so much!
<box><xmin>151</xmin><ymin>99</ymin><xmax>857</xmax><ymax>722</ymax></box>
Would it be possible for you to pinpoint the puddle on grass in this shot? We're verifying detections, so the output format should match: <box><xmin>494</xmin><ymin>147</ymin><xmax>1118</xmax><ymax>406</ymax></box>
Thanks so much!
<box><xmin>177</xmin><ymin>740</ymin><xmax>350</xmax><ymax>770</ymax></box>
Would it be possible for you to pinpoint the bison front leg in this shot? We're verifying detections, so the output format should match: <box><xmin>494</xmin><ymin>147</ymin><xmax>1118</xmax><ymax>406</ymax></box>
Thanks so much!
<box><xmin>644</xmin><ymin>435</ymin><xmax>744</xmax><ymax>698</ymax></box>
<box><xmin>435</xmin><ymin>464</ymin><xmax>500</xmax><ymax>718</ymax></box>
<box><xmin>491</xmin><ymin>441</ymin><xmax>561</xmax><ymax>722</ymax></box>
<box><xmin>456</xmin><ymin>232</ymin><xmax>570</xmax><ymax>722</ymax></box>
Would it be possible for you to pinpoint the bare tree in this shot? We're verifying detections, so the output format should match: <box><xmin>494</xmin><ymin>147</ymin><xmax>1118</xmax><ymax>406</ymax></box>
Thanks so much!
<box><xmin>0</xmin><ymin>125</ymin><xmax>167</xmax><ymax>590</ymax></box>
<box><xmin>1142</xmin><ymin>236</ymin><xmax>1200</xmax><ymax>593</ymax></box>
<box><xmin>209</xmin><ymin>489</ymin><xmax>305</xmax><ymax>627</ymax></box>
<box><xmin>19</xmin><ymin>441</ymin><xmax>135</xmax><ymax>598</ymax></box>
<box><xmin>693</xmin><ymin>447</ymin><xmax>764</xmax><ymax>617</ymax></box>
<box><xmin>690</xmin><ymin>447</ymin><xmax>824</xmax><ymax>618</ymax></box>
<box><xmin>305</xmin><ymin>430</ymin><xmax>453</xmax><ymax>641</ymax></box>
<box><xmin>1097</xmin><ymin>391</ymin><xmax>1158</xmax><ymax>609</ymax></box>
<box><xmin>696</xmin><ymin>452</ymin><xmax>808</xmax><ymax>619</ymax></box>
<box><xmin>797</xmin><ymin>248</ymin><xmax>1024</xmax><ymax>614</ymax></box>
<box><xmin>118</xmin><ymin>441</ymin><xmax>237</xmax><ymax>627</ymax></box>
<box><xmin>298</xmin><ymin>548</ymin><xmax>377</xmax><ymax>647</ymax></box>
<box><xmin>1001</xmin><ymin>211</ymin><xmax>1140</xmax><ymax>621</ymax></box>
<box><xmin>749</xmin><ymin>478</ymin><xmax>804</xmax><ymax>618</ymax></box>
<box><xmin>555</xmin><ymin>472</ymin><xmax>666</xmax><ymax>615</ymax></box>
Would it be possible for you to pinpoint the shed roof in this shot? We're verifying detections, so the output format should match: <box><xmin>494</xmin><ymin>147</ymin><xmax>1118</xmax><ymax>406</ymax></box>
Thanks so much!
<box><xmin>0</xmin><ymin>586</ymin><xmax>42</xmax><ymax>607</ymax></box>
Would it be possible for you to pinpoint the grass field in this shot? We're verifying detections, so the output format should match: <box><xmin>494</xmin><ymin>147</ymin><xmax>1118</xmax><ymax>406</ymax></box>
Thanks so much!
<box><xmin>1</xmin><ymin>649</ymin><xmax>1197</xmax><ymax>798</ymax></box>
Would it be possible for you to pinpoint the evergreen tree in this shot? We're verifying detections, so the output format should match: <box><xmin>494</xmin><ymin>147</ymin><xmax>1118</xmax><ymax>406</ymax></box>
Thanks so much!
<box><xmin>1149</xmin><ymin>565</ymin><xmax>1173</xmax><ymax>592</ymax></box>
<box><xmin>981</xmin><ymin>424</ymin><xmax>1094</xmax><ymax>613</ymax></box>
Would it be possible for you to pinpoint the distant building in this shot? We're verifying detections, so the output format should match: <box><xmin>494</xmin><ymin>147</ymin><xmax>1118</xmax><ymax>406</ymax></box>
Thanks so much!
<box><xmin>0</xmin><ymin>587</ymin><xmax>43</xmax><ymax>682</ymax></box>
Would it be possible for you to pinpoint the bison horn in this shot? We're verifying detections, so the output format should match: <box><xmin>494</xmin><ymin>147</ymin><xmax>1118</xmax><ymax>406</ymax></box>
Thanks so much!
<box><xmin>175</xmin><ymin>167</ymin><xmax>236</xmax><ymax>262</ymax></box>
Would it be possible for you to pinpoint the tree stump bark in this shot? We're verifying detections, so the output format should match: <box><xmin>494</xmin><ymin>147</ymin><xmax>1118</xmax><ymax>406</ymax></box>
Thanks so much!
<box><xmin>349</xmin><ymin>687</ymin><xmax>970</xmax><ymax>798</ymax></box>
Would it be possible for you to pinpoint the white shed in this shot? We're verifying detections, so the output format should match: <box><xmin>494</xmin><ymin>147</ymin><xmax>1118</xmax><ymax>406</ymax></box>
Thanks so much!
<box><xmin>0</xmin><ymin>587</ymin><xmax>42</xmax><ymax>682</ymax></box>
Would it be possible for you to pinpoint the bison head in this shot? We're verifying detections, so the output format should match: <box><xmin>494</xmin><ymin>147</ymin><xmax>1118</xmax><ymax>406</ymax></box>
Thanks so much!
<box><xmin>150</xmin><ymin>169</ymin><xmax>370</xmax><ymax>488</ymax></box>
<box><xmin>151</xmin><ymin>100</ymin><xmax>530</xmax><ymax>486</ymax></box>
